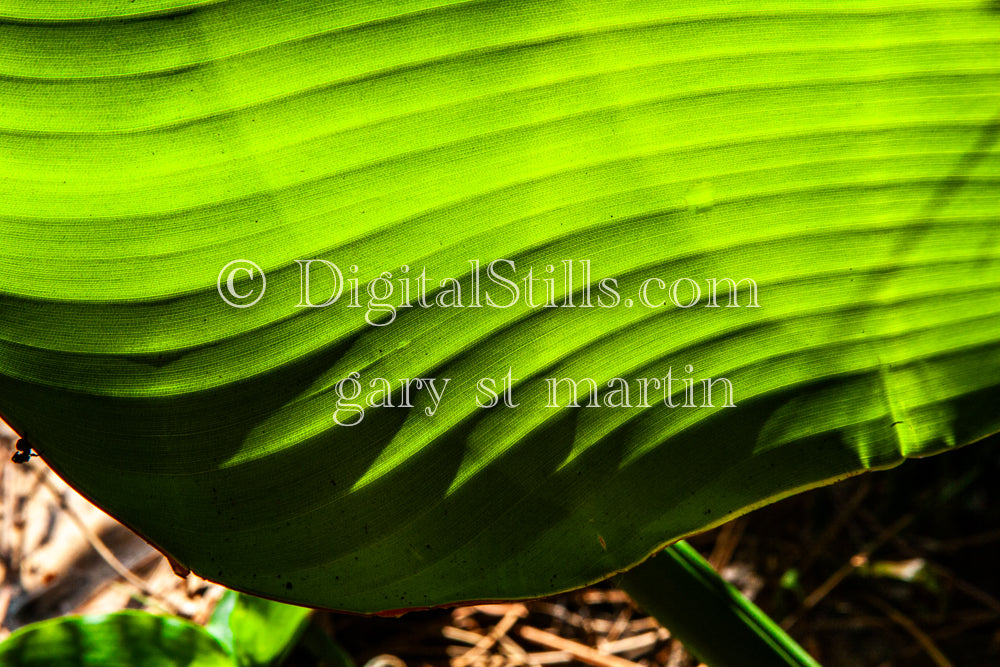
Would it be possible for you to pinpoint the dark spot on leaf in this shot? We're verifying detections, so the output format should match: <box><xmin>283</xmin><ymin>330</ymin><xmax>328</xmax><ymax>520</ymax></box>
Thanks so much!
<box><xmin>286</xmin><ymin>582</ymin><xmax>292</xmax><ymax>590</ymax></box>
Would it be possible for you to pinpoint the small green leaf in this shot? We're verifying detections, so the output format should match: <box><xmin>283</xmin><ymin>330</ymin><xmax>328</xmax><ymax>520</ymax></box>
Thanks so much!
<box><xmin>210</xmin><ymin>592</ymin><xmax>312</xmax><ymax>667</ymax></box>
<box><xmin>0</xmin><ymin>611</ymin><xmax>233</xmax><ymax>667</ymax></box>
<box><xmin>620</xmin><ymin>542</ymin><xmax>820</xmax><ymax>667</ymax></box>
<box><xmin>205</xmin><ymin>591</ymin><xmax>238</xmax><ymax>656</ymax></box>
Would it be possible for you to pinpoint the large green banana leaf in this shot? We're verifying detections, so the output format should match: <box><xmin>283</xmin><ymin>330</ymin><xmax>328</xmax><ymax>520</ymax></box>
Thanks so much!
<box><xmin>0</xmin><ymin>0</ymin><xmax>998</xmax><ymax>614</ymax></box>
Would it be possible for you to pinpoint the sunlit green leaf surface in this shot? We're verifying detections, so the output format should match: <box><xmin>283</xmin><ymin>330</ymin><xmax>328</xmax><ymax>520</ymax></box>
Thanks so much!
<box><xmin>0</xmin><ymin>0</ymin><xmax>997</xmax><ymax>612</ymax></box>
